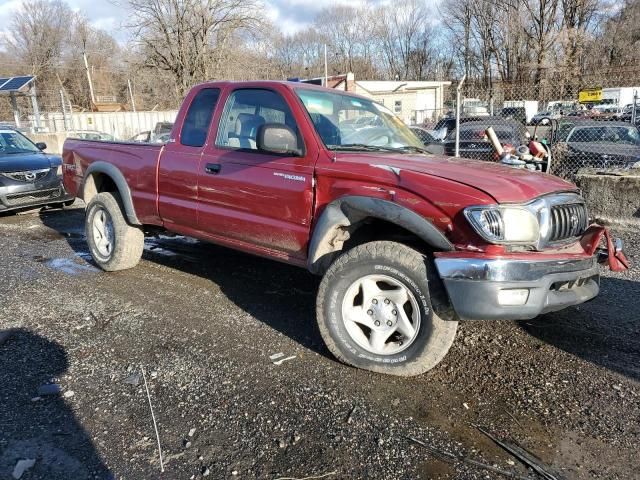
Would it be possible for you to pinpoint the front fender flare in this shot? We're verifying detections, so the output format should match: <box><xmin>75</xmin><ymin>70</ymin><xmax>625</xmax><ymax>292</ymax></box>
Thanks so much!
<box><xmin>81</xmin><ymin>161</ymin><xmax>140</xmax><ymax>225</ymax></box>
<box><xmin>307</xmin><ymin>195</ymin><xmax>453</xmax><ymax>274</ymax></box>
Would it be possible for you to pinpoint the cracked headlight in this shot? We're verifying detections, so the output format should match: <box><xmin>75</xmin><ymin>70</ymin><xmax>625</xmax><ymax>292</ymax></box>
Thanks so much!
<box><xmin>464</xmin><ymin>206</ymin><xmax>540</xmax><ymax>244</ymax></box>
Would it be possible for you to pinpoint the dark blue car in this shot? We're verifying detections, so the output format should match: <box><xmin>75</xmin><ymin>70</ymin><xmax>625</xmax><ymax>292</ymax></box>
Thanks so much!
<box><xmin>0</xmin><ymin>128</ymin><xmax>73</xmax><ymax>213</ymax></box>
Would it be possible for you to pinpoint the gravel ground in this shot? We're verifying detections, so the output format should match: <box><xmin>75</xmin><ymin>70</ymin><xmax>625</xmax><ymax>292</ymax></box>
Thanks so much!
<box><xmin>1</xmin><ymin>205</ymin><xmax>638</xmax><ymax>480</ymax></box>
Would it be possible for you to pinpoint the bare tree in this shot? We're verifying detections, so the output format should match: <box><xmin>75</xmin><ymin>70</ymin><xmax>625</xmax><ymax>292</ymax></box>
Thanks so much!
<box><xmin>374</xmin><ymin>0</ymin><xmax>435</xmax><ymax>80</ymax></box>
<box><xmin>125</xmin><ymin>0</ymin><xmax>262</xmax><ymax>96</ymax></box>
<box><xmin>4</xmin><ymin>0</ymin><xmax>74</xmax><ymax>77</ymax></box>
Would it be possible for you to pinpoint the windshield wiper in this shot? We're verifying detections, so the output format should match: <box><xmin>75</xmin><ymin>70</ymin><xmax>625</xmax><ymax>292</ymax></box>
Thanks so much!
<box><xmin>328</xmin><ymin>143</ymin><xmax>399</xmax><ymax>153</ymax></box>
<box><xmin>392</xmin><ymin>145</ymin><xmax>430</xmax><ymax>154</ymax></box>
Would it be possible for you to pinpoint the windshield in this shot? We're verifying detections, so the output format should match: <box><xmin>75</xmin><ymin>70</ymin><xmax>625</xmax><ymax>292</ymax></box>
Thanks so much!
<box><xmin>0</xmin><ymin>130</ymin><xmax>40</xmax><ymax>154</ymax></box>
<box><xmin>569</xmin><ymin>126</ymin><xmax>640</xmax><ymax>145</ymax></box>
<box><xmin>295</xmin><ymin>88</ymin><xmax>424</xmax><ymax>152</ymax></box>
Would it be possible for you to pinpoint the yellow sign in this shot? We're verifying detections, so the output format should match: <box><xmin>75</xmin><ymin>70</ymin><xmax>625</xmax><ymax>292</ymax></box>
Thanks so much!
<box><xmin>579</xmin><ymin>88</ymin><xmax>602</xmax><ymax>103</ymax></box>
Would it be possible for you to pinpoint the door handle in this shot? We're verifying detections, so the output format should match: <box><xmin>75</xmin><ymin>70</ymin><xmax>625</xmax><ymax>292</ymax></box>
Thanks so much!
<box><xmin>205</xmin><ymin>163</ymin><xmax>221</xmax><ymax>174</ymax></box>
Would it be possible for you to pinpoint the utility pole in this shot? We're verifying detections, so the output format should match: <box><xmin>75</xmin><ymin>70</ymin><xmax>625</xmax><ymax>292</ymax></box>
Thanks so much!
<box><xmin>83</xmin><ymin>47</ymin><xmax>96</xmax><ymax>106</ymax></box>
<box><xmin>455</xmin><ymin>75</ymin><xmax>467</xmax><ymax>158</ymax></box>
<box><xmin>128</xmin><ymin>79</ymin><xmax>136</xmax><ymax>112</ymax></box>
<box><xmin>324</xmin><ymin>44</ymin><xmax>328</xmax><ymax>87</ymax></box>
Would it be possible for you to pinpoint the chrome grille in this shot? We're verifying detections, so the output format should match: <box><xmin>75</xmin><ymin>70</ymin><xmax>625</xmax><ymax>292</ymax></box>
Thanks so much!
<box><xmin>5</xmin><ymin>188</ymin><xmax>61</xmax><ymax>206</ymax></box>
<box><xmin>1</xmin><ymin>168</ymin><xmax>50</xmax><ymax>182</ymax></box>
<box><xmin>549</xmin><ymin>203</ymin><xmax>588</xmax><ymax>242</ymax></box>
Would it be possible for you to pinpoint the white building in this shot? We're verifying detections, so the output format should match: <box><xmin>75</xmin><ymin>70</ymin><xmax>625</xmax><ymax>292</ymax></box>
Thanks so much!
<box><xmin>304</xmin><ymin>72</ymin><xmax>451</xmax><ymax>125</ymax></box>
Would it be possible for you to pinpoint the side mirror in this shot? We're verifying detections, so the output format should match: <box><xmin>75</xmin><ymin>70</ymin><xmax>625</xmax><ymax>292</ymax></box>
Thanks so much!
<box><xmin>257</xmin><ymin>124</ymin><xmax>303</xmax><ymax>156</ymax></box>
<box><xmin>35</xmin><ymin>142</ymin><xmax>47</xmax><ymax>151</ymax></box>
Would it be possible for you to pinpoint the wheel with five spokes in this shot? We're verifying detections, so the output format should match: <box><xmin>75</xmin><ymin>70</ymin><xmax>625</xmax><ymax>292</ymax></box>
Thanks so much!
<box><xmin>317</xmin><ymin>241</ymin><xmax>458</xmax><ymax>376</ymax></box>
<box><xmin>85</xmin><ymin>192</ymin><xmax>144</xmax><ymax>271</ymax></box>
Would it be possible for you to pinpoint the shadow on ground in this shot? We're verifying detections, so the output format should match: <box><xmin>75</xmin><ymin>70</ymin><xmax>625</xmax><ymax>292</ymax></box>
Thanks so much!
<box><xmin>519</xmin><ymin>276</ymin><xmax>640</xmax><ymax>381</ymax></box>
<box><xmin>39</xmin><ymin>208</ymin><xmax>327</xmax><ymax>358</ymax></box>
<box><xmin>0</xmin><ymin>328</ymin><xmax>112</xmax><ymax>479</ymax></box>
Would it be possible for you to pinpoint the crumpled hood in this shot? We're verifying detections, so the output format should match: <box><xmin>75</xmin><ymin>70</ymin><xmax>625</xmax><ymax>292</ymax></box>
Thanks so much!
<box><xmin>0</xmin><ymin>152</ymin><xmax>59</xmax><ymax>173</ymax></box>
<box><xmin>335</xmin><ymin>152</ymin><xmax>577</xmax><ymax>203</ymax></box>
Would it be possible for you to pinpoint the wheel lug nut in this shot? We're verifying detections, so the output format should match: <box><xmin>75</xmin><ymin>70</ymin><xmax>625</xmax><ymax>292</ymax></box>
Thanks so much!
<box><xmin>372</xmin><ymin>299</ymin><xmax>378</xmax><ymax>304</ymax></box>
<box><xmin>386</xmin><ymin>321</ymin><xmax>393</xmax><ymax>326</ymax></box>
<box><xmin>392</xmin><ymin>310</ymin><xmax>397</xmax><ymax>315</ymax></box>
<box><xmin>367</xmin><ymin>309</ymin><xmax>374</xmax><ymax>316</ymax></box>
<box><xmin>384</xmin><ymin>299</ymin><xmax>390</xmax><ymax>304</ymax></box>
<box><xmin>374</xmin><ymin>320</ymin><xmax>381</xmax><ymax>327</ymax></box>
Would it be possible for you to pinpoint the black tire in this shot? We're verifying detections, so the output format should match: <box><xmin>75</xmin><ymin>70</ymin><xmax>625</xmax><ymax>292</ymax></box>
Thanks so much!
<box><xmin>85</xmin><ymin>192</ymin><xmax>144</xmax><ymax>272</ymax></box>
<box><xmin>316</xmin><ymin>241</ymin><xmax>458</xmax><ymax>376</ymax></box>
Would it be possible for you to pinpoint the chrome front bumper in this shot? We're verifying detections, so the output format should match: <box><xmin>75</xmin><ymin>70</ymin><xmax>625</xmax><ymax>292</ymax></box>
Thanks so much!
<box><xmin>435</xmin><ymin>256</ymin><xmax>600</xmax><ymax>320</ymax></box>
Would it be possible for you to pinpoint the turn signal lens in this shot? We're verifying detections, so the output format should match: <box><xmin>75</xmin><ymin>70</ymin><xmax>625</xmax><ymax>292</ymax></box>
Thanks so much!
<box><xmin>497</xmin><ymin>289</ymin><xmax>530</xmax><ymax>306</ymax></box>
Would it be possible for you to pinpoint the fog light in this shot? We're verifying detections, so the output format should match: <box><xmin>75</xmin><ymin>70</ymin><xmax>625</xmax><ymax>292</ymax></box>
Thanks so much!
<box><xmin>497</xmin><ymin>288</ymin><xmax>529</xmax><ymax>306</ymax></box>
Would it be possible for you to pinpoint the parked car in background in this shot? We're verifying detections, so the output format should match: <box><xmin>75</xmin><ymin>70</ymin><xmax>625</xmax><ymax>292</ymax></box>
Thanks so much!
<box><xmin>0</xmin><ymin>128</ymin><xmax>73</xmax><ymax>213</ymax></box>
<box><xmin>129</xmin><ymin>121</ymin><xmax>174</xmax><ymax>144</ymax></box>
<box><xmin>409</xmin><ymin>126</ymin><xmax>436</xmax><ymax>145</ymax></box>
<box><xmin>530</xmin><ymin>111</ymin><xmax>560</xmax><ymax>125</ymax></box>
<box><xmin>443</xmin><ymin>118</ymin><xmax>529</xmax><ymax>161</ymax></box>
<box><xmin>68</xmin><ymin>130</ymin><xmax>115</xmax><ymax>141</ymax></box>
<box><xmin>502</xmin><ymin>100</ymin><xmax>539</xmax><ymax>124</ymax></box>
<box><xmin>499</xmin><ymin>107</ymin><xmax>527</xmax><ymax>125</ymax></box>
<box><xmin>431</xmin><ymin>116</ymin><xmax>493</xmax><ymax>139</ymax></box>
<box><xmin>551</xmin><ymin>119</ymin><xmax>640</xmax><ymax>178</ymax></box>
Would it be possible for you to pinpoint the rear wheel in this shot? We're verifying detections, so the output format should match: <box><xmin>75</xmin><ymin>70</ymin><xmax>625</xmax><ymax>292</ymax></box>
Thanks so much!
<box><xmin>316</xmin><ymin>241</ymin><xmax>458</xmax><ymax>376</ymax></box>
<box><xmin>85</xmin><ymin>192</ymin><xmax>143</xmax><ymax>271</ymax></box>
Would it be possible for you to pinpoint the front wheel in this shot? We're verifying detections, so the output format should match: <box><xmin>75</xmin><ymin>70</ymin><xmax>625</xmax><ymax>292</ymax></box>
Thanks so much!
<box><xmin>316</xmin><ymin>241</ymin><xmax>458</xmax><ymax>376</ymax></box>
<box><xmin>85</xmin><ymin>192</ymin><xmax>144</xmax><ymax>271</ymax></box>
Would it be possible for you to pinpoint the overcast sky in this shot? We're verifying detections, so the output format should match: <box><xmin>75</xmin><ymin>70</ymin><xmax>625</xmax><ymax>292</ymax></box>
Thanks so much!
<box><xmin>0</xmin><ymin>0</ymin><xmax>383</xmax><ymax>41</ymax></box>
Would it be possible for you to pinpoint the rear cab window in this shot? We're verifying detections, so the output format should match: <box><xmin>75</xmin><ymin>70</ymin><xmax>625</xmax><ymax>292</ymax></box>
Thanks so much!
<box><xmin>181</xmin><ymin>88</ymin><xmax>220</xmax><ymax>147</ymax></box>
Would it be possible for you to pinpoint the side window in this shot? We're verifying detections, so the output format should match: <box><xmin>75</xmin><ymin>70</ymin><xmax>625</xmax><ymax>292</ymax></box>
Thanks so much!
<box><xmin>216</xmin><ymin>89</ymin><xmax>300</xmax><ymax>151</ymax></box>
<box><xmin>181</xmin><ymin>88</ymin><xmax>220</xmax><ymax>147</ymax></box>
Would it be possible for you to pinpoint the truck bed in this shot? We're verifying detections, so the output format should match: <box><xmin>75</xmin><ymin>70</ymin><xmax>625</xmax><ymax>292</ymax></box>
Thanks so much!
<box><xmin>62</xmin><ymin>138</ymin><xmax>164</xmax><ymax>225</ymax></box>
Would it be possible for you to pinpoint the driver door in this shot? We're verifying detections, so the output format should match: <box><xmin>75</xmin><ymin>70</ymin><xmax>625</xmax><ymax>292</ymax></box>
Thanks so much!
<box><xmin>197</xmin><ymin>87</ymin><xmax>317</xmax><ymax>260</ymax></box>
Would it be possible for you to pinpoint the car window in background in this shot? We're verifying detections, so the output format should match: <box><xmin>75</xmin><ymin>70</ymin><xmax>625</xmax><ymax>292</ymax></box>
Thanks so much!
<box><xmin>216</xmin><ymin>88</ymin><xmax>299</xmax><ymax>151</ymax></box>
<box><xmin>446</xmin><ymin>126</ymin><xmax>513</xmax><ymax>142</ymax></box>
<box><xmin>181</xmin><ymin>88</ymin><xmax>220</xmax><ymax>147</ymax></box>
<box><xmin>295</xmin><ymin>88</ymin><xmax>423</xmax><ymax>151</ymax></box>
<box><xmin>555</xmin><ymin>122</ymin><xmax>576</xmax><ymax>142</ymax></box>
<box><xmin>410</xmin><ymin>128</ymin><xmax>435</xmax><ymax>145</ymax></box>
<box><xmin>0</xmin><ymin>130</ymin><xmax>40</xmax><ymax>154</ymax></box>
<box><xmin>569</xmin><ymin>126</ymin><xmax>640</xmax><ymax>145</ymax></box>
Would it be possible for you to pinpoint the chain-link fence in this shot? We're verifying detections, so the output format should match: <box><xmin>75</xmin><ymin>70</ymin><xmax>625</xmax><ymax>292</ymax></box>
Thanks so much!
<box><xmin>413</xmin><ymin>71</ymin><xmax>640</xmax><ymax>182</ymax></box>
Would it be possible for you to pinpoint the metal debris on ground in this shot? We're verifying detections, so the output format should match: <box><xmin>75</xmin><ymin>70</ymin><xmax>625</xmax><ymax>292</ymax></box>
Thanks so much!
<box><xmin>141</xmin><ymin>366</ymin><xmax>165</xmax><ymax>473</ymax></box>
<box><xmin>269</xmin><ymin>352</ymin><xmax>296</xmax><ymax>365</ymax></box>
<box><xmin>274</xmin><ymin>470</ymin><xmax>338</xmax><ymax>480</ymax></box>
<box><xmin>407</xmin><ymin>436</ymin><xmax>533</xmax><ymax>480</ymax></box>
<box><xmin>346</xmin><ymin>404</ymin><xmax>357</xmax><ymax>424</ymax></box>
<box><xmin>12</xmin><ymin>459</ymin><xmax>36</xmax><ymax>479</ymax></box>
<box><xmin>476</xmin><ymin>426</ymin><xmax>563</xmax><ymax>480</ymax></box>
<box><xmin>123</xmin><ymin>373</ymin><xmax>142</xmax><ymax>386</ymax></box>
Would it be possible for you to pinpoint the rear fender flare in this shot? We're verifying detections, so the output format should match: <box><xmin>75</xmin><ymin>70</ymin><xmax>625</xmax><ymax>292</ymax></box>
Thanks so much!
<box><xmin>81</xmin><ymin>162</ymin><xmax>140</xmax><ymax>225</ymax></box>
<box><xmin>307</xmin><ymin>195</ymin><xmax>453</xmax><ymax>274</ymax></box>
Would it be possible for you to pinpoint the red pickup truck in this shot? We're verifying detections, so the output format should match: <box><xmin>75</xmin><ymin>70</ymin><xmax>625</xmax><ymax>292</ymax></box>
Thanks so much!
<box><xmin>63</xmin><ymin>81</ymin><xmax>626</xmax><ymax>376</ymax></box>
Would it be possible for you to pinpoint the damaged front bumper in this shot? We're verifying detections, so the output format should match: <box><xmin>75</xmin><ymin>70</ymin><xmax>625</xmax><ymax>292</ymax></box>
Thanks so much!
<box><xmin>434</xmin><ymin>226</ymin><xmax>628</xmax><ymax>321</ymax></box>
